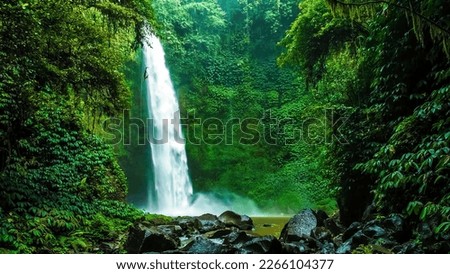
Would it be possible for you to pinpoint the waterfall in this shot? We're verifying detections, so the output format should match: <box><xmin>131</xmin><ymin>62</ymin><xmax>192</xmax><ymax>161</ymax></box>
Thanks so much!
<box><xmin>141</xmin><ymin>34</ymin><xmax>261</xmax><ymax>216</ymax></box>
<box><xmin>143</xmin><ymin>34</ymin><xmax>193</xmax><ymax>215</ymax></box>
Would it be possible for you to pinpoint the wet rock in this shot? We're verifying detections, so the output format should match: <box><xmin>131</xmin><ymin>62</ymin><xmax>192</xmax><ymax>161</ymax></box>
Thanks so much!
<box><xmin>239</xmin><ymin>215</ymin><xmax>254</xmax><ymax>229</ymax></box>
<box><xmin>128</xmin><ymin>209</ymin><xmax>439</xmax><ymax>255</ymax></box>
<box><xmin>125</xmin><ymin>224</ymin><xmax>148</xmax><ymax>254</ymax></box>
<box><xmin>364</xmin><ymin>219</ymin><xmax>382</xmax><ymax>227</ymax></box>
<box><xmin>204</xmin><ymin>229</ymin><xmax>235</xmax><ymax>239</ymax></box>
<box><xmin>363</xmin><ymin>225</ymin><xmax>386</xmax><ymax>239</ymax></box>
<box><xmin>182</xmin><ymin>235</ymin><xmax>226</xmax><ymax>254</ymax></box>
<box><xmin>101</xmin><ymin>241</ymin><xmax>122</xmax><ymax>254</ymax></box>
<box><xmin>303</xmin><ymin>237</ymin><xmax>321</xmax><ymax>250</ymax></box>
<box><xmin>362</xmin><ymin>203</ymin><xmax>376</xmax><ymax>222</ymax></box>
<box><xmin>282</xmin><ymin>242</ymin><xmax>310</xmax><ymax>254</ymax></box>
<box><xmin>312</xmin><ymin>227</ymin><xmax>332</xmax><ymax>242</ymax></box>
<box><xmin>392</xmin><ymin>241</ymin><xmax>423</xmax><ymax>254</ymax></box>
<box><xmin>126</xmin><ymin>224</ymin><xmax>180</xmax><ymax>254</ymax></box>
<box><xmin>336</xmin><ymin>230</ymin><xmax>370</xmax><ymax>254</ymax></box>
<box><xmin>156</xmin><ymin>225</ymin><xmax>183</xmax><ymax>238</ymax></box>
<box><xmin>174</xmin><ymin>216</ymin><xmax>201</xmax><ymax>232</ymax></box>
<box><xmin>140</xmin><ymin>227</ymin><xmax>179</xmax><ymax>253</ymax></box>
<box><xmin>351</xmin><ymin>230</ymin><xmax>371</xmax><ymax>248</ymax></box>
<box><xmin>342</xmin><ymin>222</ymin><xmax>362</xmax><ymax>241</ymax></box>
<box><xmin>280</xmin><ymin>209</ymin><xmax>317</xmax><ymax>242</ymax></box>
<box><xmin>218</xmin><ymin>211</ymin><xmax>254</xmax><ymax>230</ymax></box>
<box><xmin>383</xmin><ymin>214</ymin><xmax>403</xmax><ymax>230</ymax></box>
<box><xmin>319</xmin><ymin>242</ymin><xmax>336</xmax><ymax>254</ymax></box>
<box><xmin>196</xmin><ymin>214</ymin><xmax>225</xmax><ymax>233</ymax></box>
<box><xmin>237</xmin><ymin>236</ymin><xmax>282</xmax><ymax>254</ymax></box>
<box><xmin>383</xmin><ymin>214</ymin><xmax>408</xmax><ymax>242</ymax></box>
<box><xmin>332</xmin><ymin>234</ymin><xmax>343</xmax><ymax>247</ymax></box>
<box><xmin>224</xmin><ymin>231</ymin><xmax>253</xmax><ymax>246</ymax></box>
<box><xmin>336</xmin><ymin>240</ymin><xmax>352</xmax><ymax>254</ymax></box>
<box><xmin>324</xmin><ymin>218</ymin><xmax>342</xmax><ymax>236</ymax></box>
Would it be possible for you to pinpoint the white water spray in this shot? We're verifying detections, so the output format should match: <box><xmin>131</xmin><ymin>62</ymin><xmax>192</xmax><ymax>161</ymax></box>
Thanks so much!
<box><xmin>143</xmin><ymin>34</ymin><xmax>193</xmax><ymax>215</ymax></box>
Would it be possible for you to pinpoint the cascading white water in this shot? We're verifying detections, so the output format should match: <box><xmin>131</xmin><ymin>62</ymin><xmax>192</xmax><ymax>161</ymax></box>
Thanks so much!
<box><xmin>143</xmin><ymin>34</ymin><xmax>193</xmax><ymax>215</ymax></box>
<box><xmin>142</xmin><ymin>34</ymin><xmax>261</xmax><ymax>216</ymax></box>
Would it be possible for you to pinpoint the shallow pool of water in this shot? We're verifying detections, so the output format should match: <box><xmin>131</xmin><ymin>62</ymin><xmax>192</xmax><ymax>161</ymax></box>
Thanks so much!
<box><xmin>251</xmin><ymin>216</ymin><xmax>291</xmax><ymax>238</ymax></box>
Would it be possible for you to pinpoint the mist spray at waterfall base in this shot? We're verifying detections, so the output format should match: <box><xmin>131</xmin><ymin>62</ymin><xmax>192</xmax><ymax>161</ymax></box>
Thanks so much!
<box><xmin>142</xmin><ymin>34</ymin><xmax>261</xmax><ymax>217</ymax></box>
<box><xmin>185</xmin><ymin>192</ymin><xmax>261</xmax><ymax>216</ymax></box>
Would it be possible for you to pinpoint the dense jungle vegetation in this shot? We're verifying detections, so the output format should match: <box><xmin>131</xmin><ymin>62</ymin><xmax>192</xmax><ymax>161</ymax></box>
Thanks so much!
<box><xmin>0</xmin><ymin>0</ymin><xmax>163</xmax><ymax>253</ymax></box>
<box><xmin>1</xmin><ymin>0</ymin><xmax>449</xmax><ymax>253</ymax></box>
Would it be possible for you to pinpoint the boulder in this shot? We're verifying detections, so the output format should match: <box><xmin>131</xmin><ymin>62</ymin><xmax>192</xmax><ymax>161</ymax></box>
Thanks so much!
<box><xmin>281</xmin><ymin>242</ymin><xmax>310</xmax><ymax>254</ymax></box>
<box><xmin>336</xmin><ymin>230</ymin><xmax>370</xmax><ymax>254</ymax></box>
<box><xmin>280</xmin><ymin>209</ymin><xmax>318</xmax><ymax>242</ymax></box>
<box><xmin>224</xmin><ymin>231</ymin><xmax>253</xmax><ymax>246</ymax></box>
<box><xmin>363</xmin><ymin>224</ymin><xmax>386</xmax><ymax>239</ymax></box>
<box><xmin>125</xmin><ymin>223</ymin><xmax>148</xmax><ymax>254</ymax></box>
<box><xmin>204</xmin><ymin>229</ymin><xmax>235</xmax><ymax>239</ymax></box>
<box><xmin>319</xmin><ymin>242</ymin><xmax>336</xmax><ymax>254</ymax></box>
<box><xmin>125</xmin><ymin>223</ymin><xmax>183</xmax><ymax>254</ymax></box>
<box><xmin>196</xmin><ymin>214</ymin><xmax>225</xmax><ymax>233</ymax></box>
<box><xmin>218</xmin><ymin>211</ymin><xmax>254</xmax><ymax>230</ymax></box>
<box><xmin>173</xmin><ymin>216</ymin><xmax>201</xmax><ymax>232</ymax></box>
<box><xmin>240</xmin><ymin>215</ymin><xmax>254</xmax><ymax>229</ymax></box>
<box><xmin>312</xmin><ymin>227</ymin><xmax>332</xmax><ymax>242</ymax></box>
<box><xmin>237</xmin><ymin>236</ymin><xmax>282</xmax><ymax>254</ymax></box>
<box><xmin>140</xmin><ymin>227</ymin><xmax>179</xmax><ymax>253</ymax></box>
<box><xmin>156</xmin><ymin>225</ymin><xmax>183</xmax><ymax>238</ymax></box>
<box><xmin>182</xmin><ymin>235</ymin><xmax>229</xmax><ymax>254</ymax></box>
<box><xmin>336</xmin><ymin>240</ymin><xmax>352</xmax><ymax>254</ymax></box>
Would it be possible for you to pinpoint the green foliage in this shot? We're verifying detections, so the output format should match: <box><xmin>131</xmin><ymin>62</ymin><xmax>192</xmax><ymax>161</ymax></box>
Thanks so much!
<box><xmin>0</xmin><ymin>90</ymin><xmax>141</xmax><ymax>253</ymax></box>
<box><xmin>278</xmin><ymin>0</ymin><xmax>361</xmax><ymax>88</ymax></box>
<box><xmin>153</xmin><ymin>0</ymin><xmax>227</xmax><ymax>83</ymax></box>
<box><xmin>0</xmin><ymin>200</ymin><xmax>147</xmax><ymax>253</ymax></box>
<box><xmin>349</xmin><ymin>5</ymin><xmax>449</xmax><ymax>233</ymax></box>
<box><xmin>156</xmin><ymin>0</ymin><xmax>337</xmax><ymax>214</ymax></box>
<box><xmin>280</xmin><ymin>0</ymin><xmax>450</xmax><ymax>237</ymax></box>
<box><xmin>352</xmin><ymin>244</ymin><xmax>393</xmax><ymax>254</ymax></box>
<box><xmin>0</xmin><ymin>0</ymin><xmax>156</xmax><ymax>253</ymax></box>
<box><xmin>326</xmin><ymin>0</ymin><xmax>450</xmax><ymax>58</ymax></box>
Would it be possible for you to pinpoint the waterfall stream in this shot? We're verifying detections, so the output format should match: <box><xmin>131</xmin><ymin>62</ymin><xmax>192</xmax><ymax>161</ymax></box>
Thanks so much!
<box><xmin>142</xmin><ymin>34</ymin><xmax>260</xmax><ymax>216</ymax></box>
<box><xmin>143</xmin><ymin>34</ymin><xmax>193</xmax><ymax>215</ymax></box>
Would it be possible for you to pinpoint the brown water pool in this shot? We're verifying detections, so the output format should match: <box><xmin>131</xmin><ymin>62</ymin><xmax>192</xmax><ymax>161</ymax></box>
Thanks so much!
<box><xmin>250</xmin><ymin>216</ymin><xmax>291</xmax><ymax>238</ymax></box>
